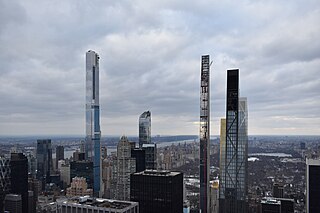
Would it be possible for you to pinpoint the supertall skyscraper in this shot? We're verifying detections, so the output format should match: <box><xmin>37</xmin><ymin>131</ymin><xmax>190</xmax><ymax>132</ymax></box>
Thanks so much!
<box><xmin>85</xmin><ymin>50</ymin><xmax>101</xmax><ymax>195</ymax></box>
<box><xmin>199</xmin><ymin>55</ymin><xmax>210</xmax><ymax>213</ymax></box>
<box><xmin>139</xmin><ymin>111</ymin><xmax>151</xmax><ymax>148</ymax></box>
<box><xmin>219</xmin><ymin>69</ymin><xmax>248</xmax><ymax>213</ymax></box>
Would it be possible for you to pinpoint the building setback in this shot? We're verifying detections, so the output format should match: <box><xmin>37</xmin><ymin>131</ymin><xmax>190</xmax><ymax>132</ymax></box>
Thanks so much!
<box><xmin>130</xmin><ymin>170</ymin><xmax>183</xmax><ymax>213</ymax></box>
<box><xmin>85</xmin><ymin>50</ymin><xmax>101</xmax><ymax>195</ymax></box>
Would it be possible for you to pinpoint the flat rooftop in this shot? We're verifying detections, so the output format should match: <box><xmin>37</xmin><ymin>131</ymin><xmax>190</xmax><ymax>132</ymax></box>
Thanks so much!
<box><xmin>58</xmin><ymin>196</ymin><xmax>138</xmax><ymax>209</ymax></box>
<box><xmin>134</xmin><ymin>170</ymin><xmax>181</xmax><ymax>177</ymax></box>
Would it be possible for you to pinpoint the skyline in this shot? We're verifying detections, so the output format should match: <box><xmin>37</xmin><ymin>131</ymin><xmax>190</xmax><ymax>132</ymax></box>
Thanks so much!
<box><xmin>0</xmin><ymin>0</ymin><xmax>319</xmax><ymax>136</ymax></box>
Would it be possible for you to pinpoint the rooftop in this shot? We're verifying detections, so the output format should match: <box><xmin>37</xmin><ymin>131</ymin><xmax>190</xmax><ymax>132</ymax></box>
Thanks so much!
<box><xmin>134</xmin><ymin>170</ymin><xmax>181</xmax><ymax>177</ymax></box>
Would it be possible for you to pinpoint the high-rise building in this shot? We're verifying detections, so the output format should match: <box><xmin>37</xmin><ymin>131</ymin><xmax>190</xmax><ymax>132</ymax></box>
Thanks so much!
<box><xmin>131</xmin><ymin>148</ymin><xmax>146</xmax><ymax>172</ymax></box>
<box><xmin>36</xmin><ymin>139</ymin><xmax>53</xmax><ymax>190</ymax></box>
<box><xmin>55</xmin><ymin>145</ymin><xmax>64</xmax><ymax>170</ymax></box>
<box><xmin>102</xmin><ymin>158</ymin><xmax>113</xmax><ymax>198</ymax></box>
<box><xmin>130</xmin><ymin>170</ymin><xmax>183</xmax><ymax>213</ymax></box>
<box><xmin>111</xmin><ymin>136</ymin><xmax>136</xmax><ymax>200</ymax></box>
<box><xmin>70</xmin><ymin>161</ymin><xmax>93</xmax><ymax>189</ymax></box>
<box><xmin>273</xmin><ymin>183</ymin><xmax>284</xmax><ymax>198</ymax></box>
<box><xmin>260</xmin><ymin>197</ymin><xmax>294</xmax><ymax>213</ymax></box>
<box><xmin>66</xmin><ymin>177</ymin><xmax>93</xmax><ymax>197</ymax></box>
<box><xmin>0</xmin><ymin>156</ymin><xmax>10</xmax><ymax>212</ymax></box>
<box><xmin>210</xmin><ymin>180</ymin><xmax>219</xmax><ymax>213</ymax></box>
<box><xmin>219</xmin><ymin>70</ymin><xmax>248</xmax><ymax>213</ymax></box>
<box><xmin>4</xmin><ymin>194</ymin><xmax>22</xmax><ymax>213</ymax></box>
<box><xmin>85</xmin><ymin>50</ymin><xmax>101</xmax><ymax>195</ymax></box>
<box><xmin>139</xmin><ymin>111</ymin><xmax>151</xmax><ymax>148</ymax></box>
<box><xmin>28</xmin><ymin>191</ymin><xmax>35</xmax><ymax>213</ymax></box>
<box><xmin>306</xmin><ymin>158</ymin><xmax>320</xmax><ymax>213</ymax></box>
<box><xmin>199</xmin><ymin>55</ymin><xmax>210</xmax><ymax>213</ymax></box>
<box><xmin>142</xmin><ymin>144</ymin><xmax>157</xmax><ymax>170</ymax></box>
<box><xmin>10</xmin><ymin>153</ymin><xmax>28</xmax><ymax>213</ymax></box>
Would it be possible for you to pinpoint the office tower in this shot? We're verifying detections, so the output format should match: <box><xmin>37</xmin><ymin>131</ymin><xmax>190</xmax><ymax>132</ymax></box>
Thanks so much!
<box><xmin>36</xmin><ymin>139</ymin><xmax>53</xmax><ymax>190</ymax></box>
<box><xmin>85</xmin><ymin>50</ymin><xmax>101</xmax><ymax>195</ymax></box>
<box><xmin>210</xmin><ymin>180</ymin><xmax>219</xmax><ymax>213</ymax></box>
<box><xmin>27</xmin><ymin>177</ymin><xmax>39</xmax><ymax>211</ymax></box>
<box><xmin>66</xmin><ymin>177</ymin><xmax>93</xmax><ymax>197</ymax></box>
<box><xmin>102</xmin><ymin>158</ymin><xmax>113</xmax><ymax>198</ymax></box>
<box><xmin>70</xmin><ymin>161</ymin><xmax>93</xmax><ymax>188</ymax></box>
<box><xmin>142</xmin><ymin>144</ymin><xmax>157</xmax><ymax>169</ymax></box>
<box><xmin>55</xmin><ymin>145</ymin><xmax>64</xmax><ymax>170</ymax></box>
<box><xmin>131</xmin><ymin>148</ymin><xmax>146</xmax><ymax>172</ymax></box>
<box><xmin>300</xmin><ymin>142</ymin><xmax>306</xmax><ymax>150</ymax></box>
<box><xmin>26</xmin><ymin>153</ymin><xmax>36</xmax><ymax>178</ymax></box>
<box><xmin>111</xmin><ymin>136</ymin><xmax>136</xmax><ymax>200</ymax></box>
<box><xmin>261</xmin><ymin>197</ymin><xmax>281</xmax><ymax>213</ymax></box>
<box><xmin>199</xmin><ymin>55</ymin><xmax>210</xmax><ymax>213</ymax></box>
<box><xmin>10</xmin><ymin>153</ymin><xmax>28</xmax><ymax>213</ymax></box>
<box><xmin>219</xmin><ymin>70</ymin><xmax>248</xmax><ymax>213</ymax></box>
<box><xmin>278</xmin><ymin>198</ymin><xmax>294</xmax><ymax>213</ymax></box>
<box><xmin>28</xmin><ymin>191</ymin><xmax>35</xmax><ymax>213</ymax></box>
<box><xmin>0</xmin><ymin>156</ymin><xmax>10</xmax><ymax>212</ymax></box>
<box><xmin>306</xmin><ymin>158</ymin><xmax>320</xmax><ymax>213</ymax></box>
<box><xmin>139</xmin><ymin>111</ymin><xmax>151</xmax><ymax>148</ymax></box>
<box><xmin>4</xmin><ymin>194</ymin><xmax>22</xmax><ymax>213</ymax></box>
<box><xmin>60</xmin><ymin>164</ymin><xmax>71</xmax><ymax>187</ymax></box>
<box><xmin>130</xmin><ymin>170</ymin><xmax>183</xmax><ymax>213</ymax></box>
<box><xmin>56</xmin><ymin>196</ymin><xmax>139</xmax><ymax>213</ymax></box>
<box><xmin>273</xmin><ymin>183</ymin><xmax>284</xmax><ymax>198</ymax></box>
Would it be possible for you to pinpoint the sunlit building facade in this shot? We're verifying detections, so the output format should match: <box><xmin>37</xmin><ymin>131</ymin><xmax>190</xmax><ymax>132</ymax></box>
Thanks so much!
<box><xmin>85</xmin><ymin>50</ymin><xmax>101</xmax><ymax>195</ymax></box>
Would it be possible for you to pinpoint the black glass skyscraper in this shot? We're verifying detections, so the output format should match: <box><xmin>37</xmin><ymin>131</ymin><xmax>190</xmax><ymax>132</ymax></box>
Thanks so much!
<box><xmin>306</xmin><ymin>158</ymin><xmax>320</xmax><ymax>213</ymax></box>
<box><xmin>36</xmin><ymin>139</ymin><xmax>53</xmax><ymax>190</ymax></box>
<box><xmin>10</xmin><ymin>153</ymin><xmax>28</xmax><ymax>213</ymax></box>
<box><xmin>55</xmin><ymin>145</ymin><xmax>64</xmax><ymax>169</ymax></box>
<box><xmin>219</xmin><ymin>70</ymin><xmax>248</xmax><ymax>213</ymax></box>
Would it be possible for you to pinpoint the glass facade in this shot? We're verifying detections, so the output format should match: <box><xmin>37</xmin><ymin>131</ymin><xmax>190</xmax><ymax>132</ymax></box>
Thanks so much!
<box><xmin>85</xmin><ymin>50</ymin><xmax>101</xmax><ymax>195</ymax></box>
<box><xmin>139</xmin><ymin>111</ymin><xmax>151</xmax><ymax>148</ymax></box>
<box><xmin>219</xmin><ymin>70</ymin><xmax>248</xmax><ymax>213</ymax></box>
<box><xmin>36</xmin><ymin>139</ymin><xmax>52</xmax><ymax>190</ymax></box>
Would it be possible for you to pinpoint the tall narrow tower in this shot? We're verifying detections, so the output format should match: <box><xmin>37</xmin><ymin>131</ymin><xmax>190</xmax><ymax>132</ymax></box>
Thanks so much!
<box><xmin>85</xmin><ymin>50</ymin><xmax>101</xmax><ymax>195</ymax></box>
<box><xmin>200</xmin><ymin>55</ymin><xmax>210</xmax><ymax>213</ymax></box>
<box><xmin>139</xmin><ymin>111</ymin><xmax>151</xmax><ymax>148</ymax></box>
<box><xmin>219</xmin><ymin>69</ymin><xmax>248</xmax><ymax>213</ymax></box>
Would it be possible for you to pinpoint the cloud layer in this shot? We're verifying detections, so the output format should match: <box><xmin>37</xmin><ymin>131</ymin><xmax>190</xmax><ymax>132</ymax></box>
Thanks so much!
<box><xmin>0</xmin><ymin>0</ymin><xmax>319</xmax><ymax>136</ymax></box>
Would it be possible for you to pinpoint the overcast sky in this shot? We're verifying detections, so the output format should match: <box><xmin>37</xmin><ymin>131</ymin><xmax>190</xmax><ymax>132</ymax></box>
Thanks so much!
<box><xmin>0</xmin><ymin>0</ymin><xmax>319</xmax><ymax>136</ymax></box>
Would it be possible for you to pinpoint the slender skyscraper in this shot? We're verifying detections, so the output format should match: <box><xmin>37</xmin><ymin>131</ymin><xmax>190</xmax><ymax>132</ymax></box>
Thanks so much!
<box><xmin>139</xmin><ymin>111</ymin><xmax>151</xmax><ymax>148</ymax></box>
<box><xmin>85</xmin><ymin>50</ymin><xmax>101</xmax><ymax>195</ymax></box>
<box><xmin>200</xmin><ymin>55</ymin><xmax>210</xmax><ymax>213</ymax></box>
<box><xmin>219</xmin><ymin>69</ymin><xmax>248</xmax><ymax>213</ymax></box>
<box><xmin>36</xmin><ymin>139</ymin><xmax>52</xmax><ymax>190</ymax></box>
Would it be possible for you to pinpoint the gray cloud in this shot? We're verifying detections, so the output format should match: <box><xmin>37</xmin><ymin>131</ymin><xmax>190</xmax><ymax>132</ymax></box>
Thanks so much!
<box><xmin>0</xmin><ymin>0</ymin><xmax>319</xmax><ymax>136</ymax></box>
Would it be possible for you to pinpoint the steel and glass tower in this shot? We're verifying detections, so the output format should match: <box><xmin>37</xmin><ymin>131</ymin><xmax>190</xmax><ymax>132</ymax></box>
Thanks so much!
<box><xmin>219</xmin><ymin>69</ymin><xmax>248</xmax><ymax>213</ymax></box>
<box><xmin>85</xmin><ymin>50</ymin><xmax>101</xmax><ymax>195</ymax></box>
<box><xmin>200</xmin><ymin>55</ymin><xmax>210</xmax><ymax>213</ymax></box>
<box><xmin>139</xmin><ymin>111</ymin><xmax>151</xmax><ymax>148</ymax></box>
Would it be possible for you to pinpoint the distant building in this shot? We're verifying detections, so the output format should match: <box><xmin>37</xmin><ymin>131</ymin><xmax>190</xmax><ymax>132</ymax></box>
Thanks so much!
<box><xmin>55</xmin><ymin>145</ymin><xmax>64</xmax><ymax>170</ymax></box>
<box><xmin>70</xmin><ymin>161</ymin><xmax>93</xmax><ymax>188</ymax></box>
<box><xmin>0</xmin><ymin>156</ymin><xmax>11</xmax><ymax>212</ymax></box>
<box><xmin>60</xmin><ymin>164</ymin><xmax>70</xmax><ymax>187</ymax></box>
<box><xmin>139</xmin><ymin>111</ymin><xmax>151</xmax><ymax>148</ymax></box>
<box><xmin>260</xmin><ymin>197</ymin><xmax>294</xmax><ymax>213</ymax></box>
<box><xmin>36</xmin><ymin>139</ymin><xmax>53</xmax><ymax>190</ymax></box>
<box><xmin>131</xmin><ymin>148</ymin><xmax>146</xmax><ymax>172</ymax></box>
<box><xmin>306</xmin><ymin>158</ymin><xmax>320</xmax><ymax>213</ymax></box>
<box><xmin>102</xmin><ymin>158</ymin><xmax>113</xmax><ymax>198</ymax></box>
<box><xmin>273</xmin><ymin>183</ymin><xmax>284</xmax><ymax>198</ymax></box>
<box><xmin>10</xmin><ymin>153</ymin><xmax>28</xmax><ymax>213</ymax></box>
<box><xmin>130</xmin><ymin>170</ymin><xmax>183</xmax><ymax>213</ymax></box>
<box><xmin>300</xmin><ymin>142</ymin><xmax>306</xmax><ymax>150</ymax></box>
<box><xmin>28</xmin><ymin>191</ymin><xmax>35</xmax><ymax>213</ymax></box>
<box><xmin>111</xmin><ymin>136</ymin><xmax>136</xmax><ymax>200</ymax></box>
<box><xmin>210</xmin><ymin>180</ymin><xmax>219</xmax><ymax>213</ymax></box>
<box><xmin>142</xmin><ymin>144</ymin><xmax>157</xmax><ymax>170</ymax></box>
<box><xmin>4</xmin><ymin>194</ymin><xmax>22</xmax><ymax>213</ymax></box>
<box><xmin>66</xmin><ymin>177</ymin><xmax>93</xmax><ymax>197</ymax></box>
<box><xmin>56</xmin><ymin>196</ymin><xmax>139</xmax><ymax>213</ymax></box>
<box><xmin>261</xmin><ymin>197</ymin><xmax>281</xmax><ymax>213</ymax></box>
